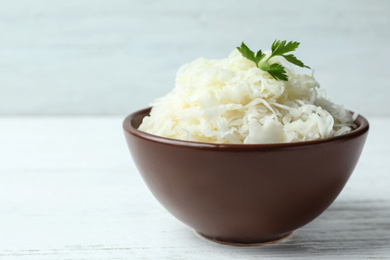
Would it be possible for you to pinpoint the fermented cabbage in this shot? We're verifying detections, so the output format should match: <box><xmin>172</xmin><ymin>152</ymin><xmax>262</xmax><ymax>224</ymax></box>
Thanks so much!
<box><xmin>139</xmin><ymin>49</ymin><xmax>355</xmax><ymax>144</ymax></box>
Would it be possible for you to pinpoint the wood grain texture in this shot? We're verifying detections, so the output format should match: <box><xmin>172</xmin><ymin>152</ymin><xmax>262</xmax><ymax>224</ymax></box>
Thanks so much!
<box><xmin>1</xmin><ymin>0</ymin><xmax>390</xmax><ymax>116</ymax></box>
<box><xmin>0</xmin><ymin>116</ymin><xmax>389</xmax><ymax>259</ymax></box>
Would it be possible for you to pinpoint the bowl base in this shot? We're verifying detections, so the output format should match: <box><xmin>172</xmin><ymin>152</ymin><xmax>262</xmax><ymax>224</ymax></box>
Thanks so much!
<box><xmin>194</xmin><ymin>231</ymin><xmax>293</xmax><ymax>246</ymax></box>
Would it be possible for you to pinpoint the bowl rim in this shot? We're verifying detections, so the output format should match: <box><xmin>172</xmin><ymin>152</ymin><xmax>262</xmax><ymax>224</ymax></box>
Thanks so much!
<box><xmin>123</xmin><ymin>107</ymin><xmax>369</xmax><ymax>150</ymax></box>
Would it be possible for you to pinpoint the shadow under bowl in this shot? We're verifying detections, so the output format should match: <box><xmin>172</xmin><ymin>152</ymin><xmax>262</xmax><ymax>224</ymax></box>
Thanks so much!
<box><xmin>123</xmin><ymin>107</ymin><xmax>369</xmax><ymax>245</ymax></box>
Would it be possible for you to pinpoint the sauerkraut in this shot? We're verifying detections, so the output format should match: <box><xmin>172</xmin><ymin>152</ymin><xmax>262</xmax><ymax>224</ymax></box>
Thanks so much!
<box><xmin>139</xmin><ymin>49</ymin><xmax>356</xmax><ymax>144</ymax></box>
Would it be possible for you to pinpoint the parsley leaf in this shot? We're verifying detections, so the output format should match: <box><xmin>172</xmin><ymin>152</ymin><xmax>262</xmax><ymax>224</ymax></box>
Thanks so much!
<box><xmin>271</xmin><ymin>40</ymin><xmax>300</xmax><ymax>56</ymax></box>
<box><xmin>283</xmin><ymin>54</ymin><xmax>310</xmax><ymax>69</ymax></box>
<box><xmin>237</xmin><ymin>42</ymin><xmax>265</xmax><ymax>68</ymax></box>
<box><xmin>259</xmin><ymin>62</ymin><xmax>288</xmax><ymax>81</ymax></box>
<box><xmin>237</xmin><ymin>40</ymin><xmax>310</xmax><ymax>81</ymax></box>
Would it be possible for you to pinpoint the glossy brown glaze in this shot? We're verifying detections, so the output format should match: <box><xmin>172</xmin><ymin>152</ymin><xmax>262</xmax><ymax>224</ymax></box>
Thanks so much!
<box><xmin>123</xmin><ymin>107</ymin><xmax>369</xmax><ymax>244</ymax></box>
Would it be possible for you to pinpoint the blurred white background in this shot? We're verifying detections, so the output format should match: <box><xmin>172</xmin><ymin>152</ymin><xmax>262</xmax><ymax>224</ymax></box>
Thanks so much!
<box><xmin>1</xmin><ymin>0</ymin><xmax>389</xmax><ymax>116</ymax></box>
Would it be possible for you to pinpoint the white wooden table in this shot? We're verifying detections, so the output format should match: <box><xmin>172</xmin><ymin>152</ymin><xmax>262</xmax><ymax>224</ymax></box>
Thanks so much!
<box><xmin>0</xmin><ymin>116</ymin><xmax>389</xmax><ymax>259</ymax></box>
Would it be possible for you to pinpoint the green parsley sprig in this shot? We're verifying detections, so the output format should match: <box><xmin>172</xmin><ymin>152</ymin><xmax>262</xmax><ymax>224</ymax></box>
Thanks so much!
<box><xmin>237</xmin><ymin>40</ymin><xmax>310</xmax><ymax>81</ymax></box>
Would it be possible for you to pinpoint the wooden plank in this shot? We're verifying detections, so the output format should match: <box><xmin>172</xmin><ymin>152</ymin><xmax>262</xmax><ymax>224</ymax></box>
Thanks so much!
<box><xmin>0</xmin><ymin>117</ymin><xmax>389</xmax><ymax>259</ymax></box>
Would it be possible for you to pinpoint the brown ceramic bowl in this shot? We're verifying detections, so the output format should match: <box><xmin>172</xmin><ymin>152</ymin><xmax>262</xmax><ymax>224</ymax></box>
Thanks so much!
<box><xmin>123</xmin><ymin>107</ymin><xmax>369</xmax><ymax>245</ymax></box>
